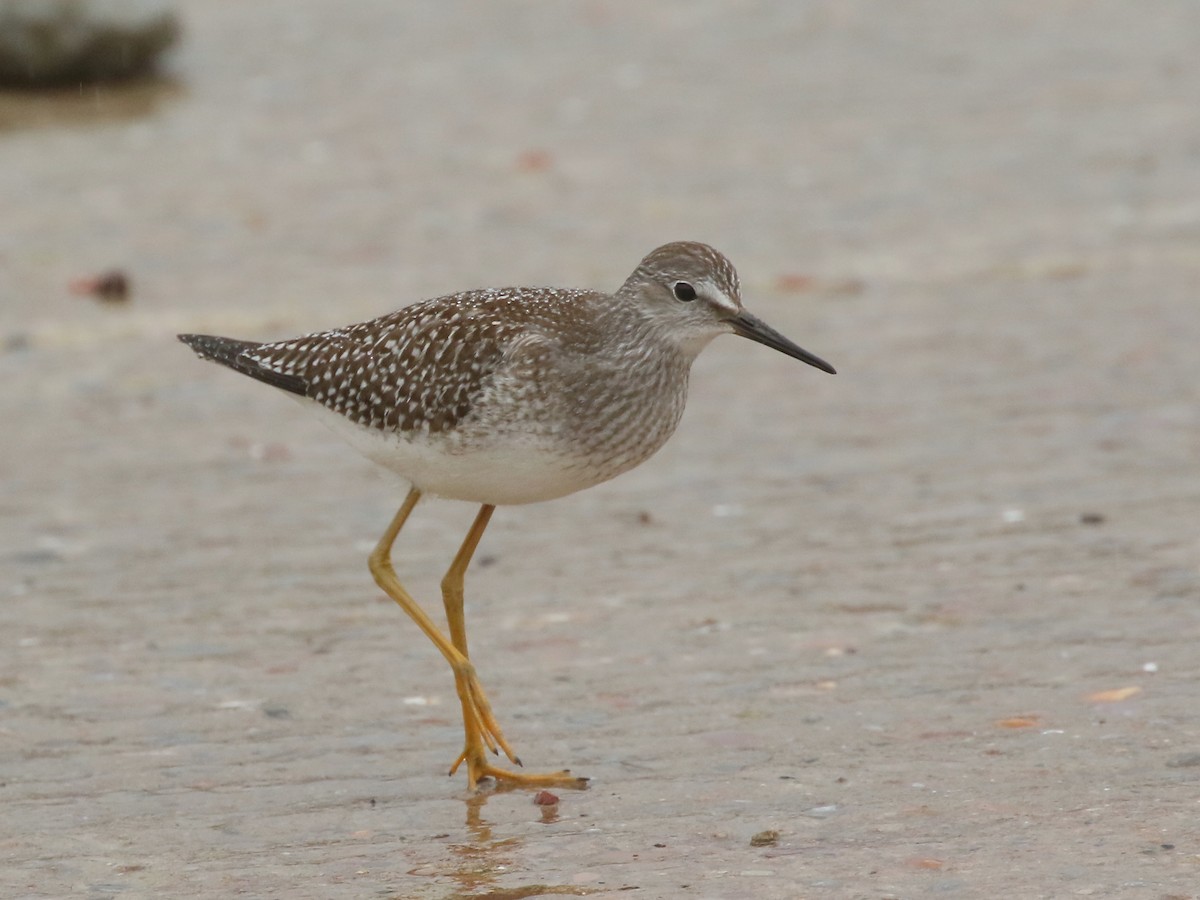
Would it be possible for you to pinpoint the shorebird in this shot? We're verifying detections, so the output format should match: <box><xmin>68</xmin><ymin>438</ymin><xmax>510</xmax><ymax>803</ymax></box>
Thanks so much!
<box><xmin>180</xmin><ymin>241</ymin><xmax>835</xmax><ymax>789</ymax></box>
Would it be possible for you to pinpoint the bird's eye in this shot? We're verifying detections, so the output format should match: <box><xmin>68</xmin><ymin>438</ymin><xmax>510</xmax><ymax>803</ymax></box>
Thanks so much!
<box><xmin>672</xmin><ymin>281</ymin><xmax>697</xmax><ymax>302</ymax></box>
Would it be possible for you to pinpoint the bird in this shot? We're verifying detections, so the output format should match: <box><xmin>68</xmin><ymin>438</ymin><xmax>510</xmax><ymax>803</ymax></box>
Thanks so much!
<box><xmin>179</xmin><ymin>241</ymin><xmax>835</xmax><ymax>790</ymax></box>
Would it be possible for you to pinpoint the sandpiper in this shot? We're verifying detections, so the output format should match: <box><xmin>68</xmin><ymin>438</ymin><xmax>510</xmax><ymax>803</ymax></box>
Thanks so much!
<box><xmin>180</xmin><ymin>241</ymin><xmax>835</xmax><ymax>790</ymax></box>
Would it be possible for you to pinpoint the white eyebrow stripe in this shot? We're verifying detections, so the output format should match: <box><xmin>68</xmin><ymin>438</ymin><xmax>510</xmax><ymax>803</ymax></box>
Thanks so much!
<box><xmin>700</xmin><ymin>278</ymin><xmax>740</xmax><ymax>314</ymax></box>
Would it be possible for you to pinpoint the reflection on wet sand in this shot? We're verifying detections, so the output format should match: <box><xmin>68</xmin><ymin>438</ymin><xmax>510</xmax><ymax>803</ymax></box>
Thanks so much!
<box><xmin>0</xmin><ymin>77</ymin><xmax>182</xmax><ymax>132</ymax></box>
<box><xmin>403</xmin><ymin>788</ymin><xmax>597</xmax><ymax>899</ymax></box>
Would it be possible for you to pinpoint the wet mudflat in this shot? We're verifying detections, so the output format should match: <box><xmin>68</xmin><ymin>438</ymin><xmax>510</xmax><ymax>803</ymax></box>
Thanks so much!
<box><xmin>2</xmin><ymin>3</ymin><xmax>1199</xmax><ymax>897</ymax></box>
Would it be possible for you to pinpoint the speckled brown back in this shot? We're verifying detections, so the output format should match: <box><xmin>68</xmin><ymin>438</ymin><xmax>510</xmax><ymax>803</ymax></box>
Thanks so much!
<box><xmin>237</xmin><ymin>287</ymin><xmax>601</xmax><ymax>435</ymax></box>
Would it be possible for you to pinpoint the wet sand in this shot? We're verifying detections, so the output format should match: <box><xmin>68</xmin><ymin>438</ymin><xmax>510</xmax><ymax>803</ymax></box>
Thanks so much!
<box><xmin>3</xmin><ymin>2</ymin><xmax>1199</xmax><ymax>897</ymax></box>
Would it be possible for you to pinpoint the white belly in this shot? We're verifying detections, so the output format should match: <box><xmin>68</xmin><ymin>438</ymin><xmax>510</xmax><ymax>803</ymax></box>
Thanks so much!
<box><xmin>309</xmin><ymin>399</ymin><xmax>609</xmax><ymax>505</ymax></box>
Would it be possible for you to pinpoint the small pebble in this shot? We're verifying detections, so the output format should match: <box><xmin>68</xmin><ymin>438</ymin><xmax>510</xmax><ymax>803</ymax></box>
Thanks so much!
<box><xmin>70</xmin><ymin>270</ymin><xmax>131</xmax><ymax>303</ymax></box>
<box><xmin>750</xmin><ymin>829</ymin><xmax>779</xmax><ymax>847</ymax></box>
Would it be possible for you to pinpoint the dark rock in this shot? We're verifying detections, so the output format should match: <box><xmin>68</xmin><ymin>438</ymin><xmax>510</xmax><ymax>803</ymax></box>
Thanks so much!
<box><xmin>0</xmin><ymin>0</ymin><xmax>179</xmax><ymax>86</ymax></box>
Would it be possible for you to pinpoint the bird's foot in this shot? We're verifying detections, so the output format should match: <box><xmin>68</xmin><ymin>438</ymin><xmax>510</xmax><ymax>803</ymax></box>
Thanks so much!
<box><xmin>452</xmin><ymin>663</ymin><xmax>521</xmax><ymax>764</ymax></box>
<box><xmin>449</xmin><ymin>667</ymin><xmax>588</xmax><ymax>791</ymax></box>
<box><xmin>449</xmin><ymin>747</ymin><xmax>589</xmax><ymax>792</ymax></box>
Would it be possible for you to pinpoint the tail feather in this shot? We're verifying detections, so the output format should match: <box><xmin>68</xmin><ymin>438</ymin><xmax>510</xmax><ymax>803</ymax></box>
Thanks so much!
<box><xmin>178</xmin><ymin>333</ymin><xmax>308</xmax><ymax>396</ymax></box>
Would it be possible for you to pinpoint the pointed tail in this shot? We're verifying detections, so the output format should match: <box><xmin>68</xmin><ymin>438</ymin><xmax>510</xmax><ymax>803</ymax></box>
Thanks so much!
<box><xmin>178</xmin><ymin>333</ymin><xmax>308</xmax><ymax>396</ymax></box>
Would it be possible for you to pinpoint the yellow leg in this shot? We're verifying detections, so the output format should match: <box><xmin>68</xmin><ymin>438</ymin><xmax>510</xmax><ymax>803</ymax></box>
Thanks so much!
<box><xmin>369</xmin><ymin>489</ymin><xmax>587</xmax><ymax>791</ymax></box>
<box><xmin>441</xmin><ymin>504</ymin><xmax>587</xmax><ymax>790</ymax></box>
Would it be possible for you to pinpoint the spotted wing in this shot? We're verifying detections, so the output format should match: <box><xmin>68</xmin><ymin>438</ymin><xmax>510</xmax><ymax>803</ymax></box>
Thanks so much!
<box><xmin>239</xmin><ymin>293</ymin><xmax>536</xmax><ymax>435</ymax></box>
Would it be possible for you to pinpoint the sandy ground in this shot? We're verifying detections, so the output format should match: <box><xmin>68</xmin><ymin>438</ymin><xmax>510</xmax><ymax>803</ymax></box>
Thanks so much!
<box><xmin>3</xmin><ymin>2</ymin><xmax>1200</xmax><ymax>898</ymax></box>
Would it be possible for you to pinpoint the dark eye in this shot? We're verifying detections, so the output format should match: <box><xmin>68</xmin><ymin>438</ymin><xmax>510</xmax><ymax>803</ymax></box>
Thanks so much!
<box><xmin>672</xmin><ymin>281</ymin><xmax>697</xmax><ymax>302</ymax></box>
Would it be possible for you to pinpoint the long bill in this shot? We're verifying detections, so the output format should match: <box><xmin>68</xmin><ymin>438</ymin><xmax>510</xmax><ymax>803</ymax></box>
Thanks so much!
<box><xmin>729</xmin><ymin>311</ymin><xmax>837</xmax><ymax>374</ymax></box>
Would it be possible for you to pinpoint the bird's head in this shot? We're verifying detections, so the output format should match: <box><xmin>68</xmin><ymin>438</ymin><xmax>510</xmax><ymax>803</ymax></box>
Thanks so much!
<box><xmin>619</xmin><ymin>241</ymin><xmax>836</xmax><ymax>373</ymax></box>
